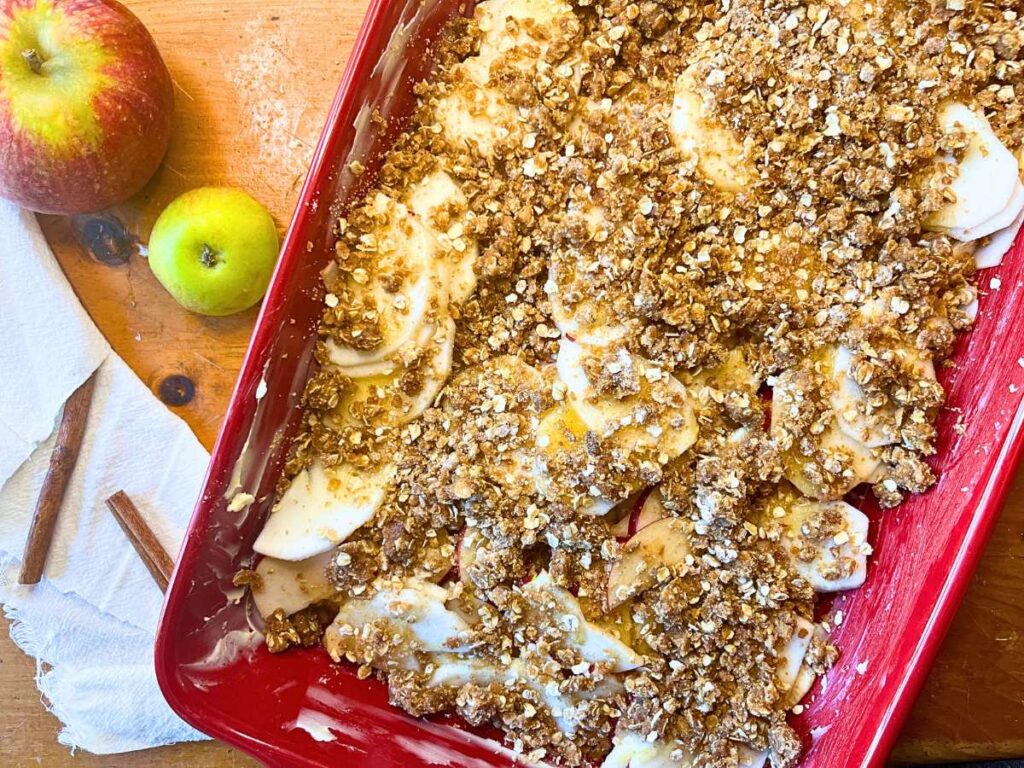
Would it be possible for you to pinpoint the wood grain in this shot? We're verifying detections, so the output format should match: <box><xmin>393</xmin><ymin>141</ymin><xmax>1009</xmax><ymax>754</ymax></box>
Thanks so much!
<box><xmin>0</xmin><ymin>0</ymin><xmax>1021</xmax><ymax>764</ymax></box>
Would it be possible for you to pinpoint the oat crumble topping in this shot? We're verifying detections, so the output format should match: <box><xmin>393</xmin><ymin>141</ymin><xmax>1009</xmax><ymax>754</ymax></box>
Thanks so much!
<box><xmin>245</xmin><ymin>0</ymin><xmax>1024</xmax><ymax>765</ymax></box>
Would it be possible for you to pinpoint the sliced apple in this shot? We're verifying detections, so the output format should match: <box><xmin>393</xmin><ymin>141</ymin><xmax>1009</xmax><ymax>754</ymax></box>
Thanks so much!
<box><xmin>779</xmin><ymin>419</ymin><xmax>881</xmax><ymax>500</ymax></box>
<box><xmin>670</xmin><ymin>67</ymin><xmax>753</xmax><ymax>192</ymax></box>
<box><xmin>949</xmin><ymin>181</ymin><xmax>1024</xmax><ymax>243</ymax></box>
<box><xmin>974</xmin><ymin>204</ymin><xmax>1024</xmax><ymax>269</ymax></box>
<box><xmin>325</xmin><ymin>579</ymin><xmax>474</xmax><ymax>661</ymax></box>
<box><xmin>606</xmin><ymin>517</ymin><xmax>691</xmax><ymax>610</ymax></box>
<box><xmin>253</xmin><ymin>461</ymin><xmax>395</xmax><ymax>561</ymax></box>
<box><xmin>252</xmin><ymin>550</ymin><xmax>339</xmax><ymax>618</ymax></box>
<box><xmin>925</xmin><ymin>103</ymin><xmax>1020</xmax><ymax>234</ymax></box>
<box><xmin>533</xmin><ymin>402</ymin><xmax>618</xmax><ymax>516</ymax></box>
<box><xmin>774</xmin><ymin>370</ymin><xmax>861</xmax><ymax>499</ymax></box>
<box><xmin>781</xmin><ymin>662</ymin><xmax>817</xmax><ymax>710</ymax></box>
<box><xmin>781</xmin><ymin>499</ymin><xmax>871</xmax><ymax>592</ymax></box>
<box><xmin>405</xmin><ymin>318</ymin><xmax>457</xmax><ymax>418</ymax></box>
<box><xmin>556</xmin><ymin>339</ymin><xmax>700</xmax><ymax>461</ymax></box>
<box><xmin>405</xmin><ymin>169</ymin><xmax>478</xmax><ymax>304</ymax></box>
<box><xmin>325</xmin><ymin>193</ymin><xmax>446</xmax><ymax>371</ymax></box>
<box><xmin>776</xmin><ymin>615</ymin><xmax>815</xmax><ymax>692</ymax></box>
<box><xmin>610</xmin><ymin>489</ymin><xmax>662</xmax><ymax>539</ymax></box>
<box><xmin>432</xmin><ymin>70</ymin><xmax>520</xmax><ymax>159</ymax></box>
<box><xmin>425</xmin><ymin>654</ymin><xmax>602</xmax><ymax>735</ymax></box>
<box><xmin>474</xmin><ymin>0</ymin><xmax>576</xmax><ymax>67</ymax></box>
<box><xmin>629</xmin><ymin>487</ymin><xmax>669</xmax><ymax>535</ymax></box>
<box><xmin>548</xmin><ymin>243</ymin><xmax>630</xmax><ymax>348</ymax></box>
<box><xmin>331</xmin><ymin>318</ymin><xmax>455</xmax><ymax>428</ymax></box>
<box><xmin>406</xmin><ymin>168</ymin><xmax>467</xmax><ymax>220</ymax></box>
<box><xmin>523</xmin><ymin>571</ymin><xmax>644</xmax><ymax>672</ymax></box>
<box><xmin>830</xmin><ymin>346</ymin><xmax>936</xmax><ymax>449</ymax></box>
<box><xmin>737</xmin><ymin>745</ymin><xmax>769</xmax><ymax>768</ymax></box>
<box><xmin>602</xmin><ymin>732</ymin><xmax>694</xmax><ymax>768</ymax></box>
<box><xmin>426</xmin><ymin>653</ymin><xmax>499</xmax><ymax>687</ymax></box>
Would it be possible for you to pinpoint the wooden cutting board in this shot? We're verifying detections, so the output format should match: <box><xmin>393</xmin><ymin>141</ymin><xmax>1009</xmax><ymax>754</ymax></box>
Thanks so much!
<box><xmin>1</xmin><ymin>1</ymin><xmax>1021</xmax><ymax>765</ymax></box>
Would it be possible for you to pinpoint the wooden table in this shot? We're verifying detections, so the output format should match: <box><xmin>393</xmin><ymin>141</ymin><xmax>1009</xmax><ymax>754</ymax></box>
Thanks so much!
<box><xmin>1</xmin><ymin>0</ymin><xmax>1022</xmax><ymax>764</ymax></box>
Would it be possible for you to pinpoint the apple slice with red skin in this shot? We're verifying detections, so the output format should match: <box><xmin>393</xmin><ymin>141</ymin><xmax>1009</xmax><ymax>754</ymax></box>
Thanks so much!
<box><xmin>610</xmin><ymin>488</ymin><xmax>669</xmax><ymax>539</ymax></box>
<box><xmin>455</xmin><ymin>528</ymin><xmax>483</xmax><ymax>583</ymax></box>
<box><xmin>606</xmin><ymin>517</ymin><xmax>691</xmax><ymax>611</ymax></box>
<box><xmin>628</xmin><ymin>488</ymin><xmax>668</xmax><ymax>536</ymax></box>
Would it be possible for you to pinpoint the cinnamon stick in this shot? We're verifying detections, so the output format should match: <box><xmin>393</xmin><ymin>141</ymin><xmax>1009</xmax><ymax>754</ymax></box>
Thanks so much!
<box><xmin>19</xmin><ymin>372</ymin><xmax>98</xmax><ymax>585</ymax></box>
<box><xmin>104</xmin><ymin>491</ymin><xmax>174</xmax><ymax>592</ymax></box>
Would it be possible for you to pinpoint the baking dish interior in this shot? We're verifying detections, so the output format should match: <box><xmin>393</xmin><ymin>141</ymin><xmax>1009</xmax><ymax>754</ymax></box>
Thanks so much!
<box><xmin>155</xmin><ymin>0</ymin><xmax>1024</xmax><ymax>765</ymax></box>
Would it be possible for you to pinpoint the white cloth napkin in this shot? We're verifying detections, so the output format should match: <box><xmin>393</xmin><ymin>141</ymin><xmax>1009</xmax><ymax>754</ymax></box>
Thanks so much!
<box><xmin>0</xmin><ymin>201</ymin><xmax>212</xmax><ymax>753</ymax></box>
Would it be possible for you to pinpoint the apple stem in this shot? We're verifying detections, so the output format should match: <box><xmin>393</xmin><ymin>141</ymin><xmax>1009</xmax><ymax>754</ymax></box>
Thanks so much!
<box><xmin>22</xmin><ymin>49</ymin><xmax>44</xmax><ymax>75</ymax></box>
<box><xmin>200</xmin><ymin>244</ymin><xmax>220</xmax><ymax>268</ymax></box>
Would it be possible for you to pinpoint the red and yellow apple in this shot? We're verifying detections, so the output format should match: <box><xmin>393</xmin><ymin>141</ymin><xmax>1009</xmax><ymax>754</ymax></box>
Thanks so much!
<box><xmin>0</xmin><ymin>0</ymin><xmax>174</xmax><ymax>214</ymax></box>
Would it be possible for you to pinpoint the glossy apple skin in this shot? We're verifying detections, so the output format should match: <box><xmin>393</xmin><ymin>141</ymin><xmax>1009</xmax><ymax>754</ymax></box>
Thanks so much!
<box><xmin>148</xmin><ymin>187</ymin><xmax>280</xmax><ymax>317</ymax></box>
<box><xmin>0</xmin><ymin>0</ymin><xmax>173</xmax><ymax>214</ymax></box>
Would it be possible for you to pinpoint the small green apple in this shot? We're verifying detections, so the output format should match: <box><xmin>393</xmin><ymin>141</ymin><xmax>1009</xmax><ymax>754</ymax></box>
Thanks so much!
<box><xmin>148</xmin><ymin>187</ymin><xmax>280</xmax><ymax>317</ymax></box>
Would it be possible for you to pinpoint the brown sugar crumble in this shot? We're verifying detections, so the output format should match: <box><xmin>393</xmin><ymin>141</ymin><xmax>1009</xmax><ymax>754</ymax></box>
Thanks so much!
<box><xmin>244</xmin><ymin>0</ymin><xmax>1024</xmax><ymax>766</ymax></box>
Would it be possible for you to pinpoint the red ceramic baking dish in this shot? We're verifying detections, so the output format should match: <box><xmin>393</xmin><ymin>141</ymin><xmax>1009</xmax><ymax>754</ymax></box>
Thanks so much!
<box><xmin>154</xmin><ymin>0</ymin><xmax>1024</xmax><ymax>765</ymax></box>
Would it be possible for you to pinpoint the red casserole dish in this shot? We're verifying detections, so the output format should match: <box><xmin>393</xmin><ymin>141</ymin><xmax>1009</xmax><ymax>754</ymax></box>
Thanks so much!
<box><xmin>154</xmin><ymin>0</ymin><xmax>1024</xmax><ymax>765</ymax></box>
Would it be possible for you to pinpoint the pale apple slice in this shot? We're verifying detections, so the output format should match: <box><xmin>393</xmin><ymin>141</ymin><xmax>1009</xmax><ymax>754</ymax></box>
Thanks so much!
<box><xmin>549</xmin><ymin>293</ymin><xmax>629</xmax><ymax>348</ymax></box>
<box><xmin>556</xmin><ymin>339</ymin><xmax>700</xmax><ymax>461</ymax></box>
<box><xmin>926</xmin><ymin>103</ymin><xmax>1020</xmax><ymax>233</ymax></box>
<box><xmin>773</xmin><ymin>366</ymin><xmax>881</xmax><ymax>498</ymax></box>
<box><xmin>949</xmin><ymin>181</ymin><xmax>1024</xmax><ymax>243</ymax></box>
<box><xmin>781</xmin><ymin>499</ymin><xmax>871</xmax><ymax>592</ymax></box>
<box><xmin>406</xmin><ymin>168</ymin><xmax>467</xmax><ymax>221</ymax></box>
<box><xmin>404</xmin><ymin>318</ymin><xmax>456</xmax><ymax>418</ymax></box>
<box><xmin>405</xmin><ymin>169</ymin><xmax>478</xmax><ymax>304</ymax></box>
<box><xmin>425</xmin><ymin>655</ymin><xmax>606</xmax><ymax>736</ymax></box>
<box><xmin>737</xmin><ymin>745</ymin><xmax>769</xmax><ymax>768</ymax></box>
<box><xmin>606</xmin><ymin>517</ymin><xmax>691</xmax><ymax>610</ymax></box>
<box><xmin>325</xmin><ymin>580</ymin><xmax>474</xmax><ymax>660</ymax></box>
<box><xmin>830</xmin><ymin>346</ymin><xmax>936</xmax><ymax>449</ymax></box>
<box><xmin>781</xmin><ymin>423</ymin><xmax>881</xmax><ymax>500</ymax></box>
<box><xmin>474</xmin><ymin>0</ymin><xmax>576</xmax><ymax>68</ymax></box>
<box><xmin>426</xmin><ymin>654</ymin><xmax>500</xmax><ymax>688</ymax></box>
<box><xmin>253</xmin><ymin>461</ymin><xmax>395</xmax><ymax>561</ymax></box>
<box><xmin>830</xmin><ymin>345</ymin><xmax>891</xmax><ymax>448</ymax></box>
<box><xmin>523</xmin><ymin>571</ymin><xmax>644</xmax><ymax>672</ymax></box>
<box><xmin>555</xmin><ymin>336</ymin><xmax>597</xmax><ymax>398</ymax></box>
<box><xmin>686</xmin><ymin>347</ymin><xmax>762</xmax><ymax>394</ymax></box>
<box><xmin>781</xmin><ymin>662</ymin><xmax>818</xmax><ymax>709</ymax></box>
<box><xmin>624</xmin><ymin>487</ymin><xmax>669</xmax><ymax>537</ymax></box>
<box><xmin>670</xmin><ymin>68</ymin><xmax>753</xmax><ymax>193</ymax></box>
<box><xmin>333</xmin><ymin>356</ymin><xmax>398</xmax><ymax>380</ymax></box>
<box><xmin>602</xmin><ymin>732</ymin><xmax>695</xmax><ymax>768</ymax></box>
<box><xmin>610</xmin><ymin>489</ymin><xmax>664</xmax><ymax>538</ymax></box>
<box><xmin>533</xmin><ymin>403</ymin><xmax>618</xmax><ymax>516</ymax></box>
<box><xmin>610</xmin><ymin>506</ymin><xmax>632</xmax><ymax>538</ymax></box>
<box><xmin>326</xmin><ymin>193</ymin><xmax>446</xmax><ymax>370</ymax></box>
<box><xmin>252</xmin><ymin>550</ymin><xmax>339</xmax><ymax>618</ymax></box>
<box><xmin>548</xmin><ymin>243</ymin><xmax>630</xmax><ymax>348</ymax></box>
<box><xmin>974</xmin><ymin>204</ymin><xmax>1024</xmax><ymax>269</ymax></box>
<box><xmin>331</xmin><ymin>319</ymin><xmax>455</xmax><ymax>428</ymax></box>
<box><xmin>776</xmin><ymin>615</ymin><xmax>815</xmax><ymax>692</ymax></box>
